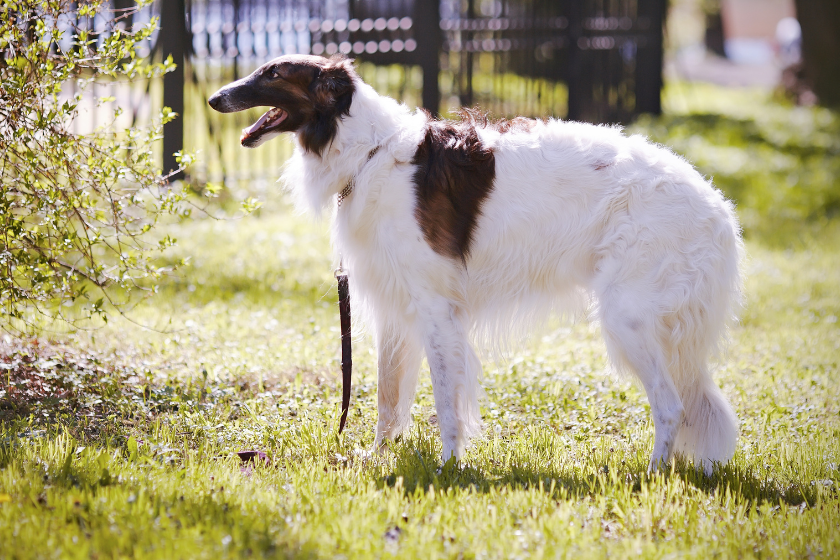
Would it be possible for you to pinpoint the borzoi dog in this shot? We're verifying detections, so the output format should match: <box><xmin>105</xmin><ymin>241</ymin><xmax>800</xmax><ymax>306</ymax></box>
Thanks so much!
<box><xmin>209</xmin><ymin>55</ymin><xmax>742</xmax><ymax>474</ymax></box>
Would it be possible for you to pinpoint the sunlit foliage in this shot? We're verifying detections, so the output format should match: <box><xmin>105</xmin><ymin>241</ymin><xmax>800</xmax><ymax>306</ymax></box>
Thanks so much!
<box><xmin>0</xmin><ymin>0</ymin><xmax>189</xmax><ymax>331</ymax></box>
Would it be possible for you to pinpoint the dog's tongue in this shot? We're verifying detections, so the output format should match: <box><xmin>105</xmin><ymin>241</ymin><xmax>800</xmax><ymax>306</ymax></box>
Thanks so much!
<box><xmin>241</xmin><ymin>108</ymin><xmax>287</xmax><ymax>143</ymax></box>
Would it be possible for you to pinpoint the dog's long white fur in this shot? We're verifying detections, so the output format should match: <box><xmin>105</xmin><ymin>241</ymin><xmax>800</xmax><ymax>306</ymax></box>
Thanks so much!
<box><xmin>283</xmin><ymin>75</ymin><xmax>742</xmax><ymax>473</ymax></box>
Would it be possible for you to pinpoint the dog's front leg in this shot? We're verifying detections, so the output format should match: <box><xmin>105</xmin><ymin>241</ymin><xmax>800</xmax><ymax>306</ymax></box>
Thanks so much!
<box><xmin>420</xmin><ymin>302</ymin><xmax>482</xmax><ymax>464</ymax></box>
<box><xmin>373</xmin><ymin>325</ymin><xmax>423</xmax><ymax>452</ymax></box>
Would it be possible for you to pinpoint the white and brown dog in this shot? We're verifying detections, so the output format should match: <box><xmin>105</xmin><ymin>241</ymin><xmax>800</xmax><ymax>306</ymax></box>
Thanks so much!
<box><xmin>209</xmin><ymin>55</ymin><xmax>742</xmax><ymax>473</ymax></box>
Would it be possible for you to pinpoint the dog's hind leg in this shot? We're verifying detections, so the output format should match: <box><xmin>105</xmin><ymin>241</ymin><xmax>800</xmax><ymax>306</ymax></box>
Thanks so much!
<box><xmin>373</xmin><ymin>325</ymin><xmax>424</xmax><ymax>452</ymax></box>
<box><xmin>598</xmin><ymin>289</ymin><xmax>684</xmax><ymax>473</ymax></box>
<box><xmin>420</xmin><ymin>300</ymin><xmax>483</xmax><ymax>463</ymax></box>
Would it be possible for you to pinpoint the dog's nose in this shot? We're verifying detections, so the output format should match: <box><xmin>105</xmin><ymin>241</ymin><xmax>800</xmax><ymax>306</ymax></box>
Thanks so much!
<box><xmin>208</xmin><ymin>92</ymin><xmax>223</xmax><ymax>111</ymax></box>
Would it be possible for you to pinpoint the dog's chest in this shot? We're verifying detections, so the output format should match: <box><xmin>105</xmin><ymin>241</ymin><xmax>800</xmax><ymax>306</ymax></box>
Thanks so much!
<box><xmin>335</xmin><ymin>177</ymin><xmax>463</xmax><ymax>311</ymax></box>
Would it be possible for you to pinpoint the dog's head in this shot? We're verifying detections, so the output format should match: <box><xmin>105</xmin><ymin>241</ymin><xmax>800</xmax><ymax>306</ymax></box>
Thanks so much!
<box><xmin>208</xmin><ymin>54</ymin><xmax>356</xmax><ymax>155</ymax></box>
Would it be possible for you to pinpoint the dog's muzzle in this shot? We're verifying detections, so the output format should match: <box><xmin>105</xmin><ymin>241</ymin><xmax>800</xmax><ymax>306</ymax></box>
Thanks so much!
<box><xmin>208</xmin><ymin>81</ymin><xmax>288</xmax><ymax>148</ymax></box>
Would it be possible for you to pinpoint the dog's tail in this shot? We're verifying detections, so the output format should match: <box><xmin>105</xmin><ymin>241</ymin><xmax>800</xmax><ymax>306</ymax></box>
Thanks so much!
<box><xmin>673</xmin><ymin>375</ymin><xmax>738</xmax><ymax>473</ymax></box>
<box><xmin>669</xmin><ymin>200</ymin><xmax>742</xmax><ymax>474</ymax></box>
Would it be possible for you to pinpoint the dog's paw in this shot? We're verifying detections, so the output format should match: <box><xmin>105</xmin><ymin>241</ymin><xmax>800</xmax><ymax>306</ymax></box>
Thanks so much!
<box><xmin>436</xmin><ymin>453</ymin><xmax>461</xmax><ymax>475</ymax></box>
<box><xmin>352</xmin><ymin>447</ymin><xmax>377</xmax><ymax>463</ymax></box>
<box><xmin>370</xmin><ymin>438</ymin><xmax>391</xmax><ymax>455</ymax></box>
<box><xmin>354</xmin><ymin>441</ymin><xmax>391</xmax><ymax>463</ymax></box>
<box><xmin>695</xmin><ymin>459</ymin><xmax>715</xmax><ymax>478</ymax></box>
<box><xmin>647</xmin><ymin>456</ymin><xmax>672</xmax><ymax>475</ymax></box>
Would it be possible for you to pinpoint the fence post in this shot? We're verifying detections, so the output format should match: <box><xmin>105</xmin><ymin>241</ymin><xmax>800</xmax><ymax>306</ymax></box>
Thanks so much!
<box><xmin>565</xmin><ymin>1</ymin><xmax>585</xmax><ymax>121</ymax></box>
<box><xmin>161</xmin><ymin>0</ymin><xmax>187</xmax><ymax>180</ymax></box>
<box><xmin>634</xmin><ymin>0</ymin><xmax>665</xmax><ymax>115</ymax></box>
<box><xmin>462</xmin><ymin>0</ymin><xmax>474</xmax><ymax>107</ymax></box>
<box><xmin>414</xmin><ymin>0</ymin><xmax>441</xmax><ymax>114</ymax></box>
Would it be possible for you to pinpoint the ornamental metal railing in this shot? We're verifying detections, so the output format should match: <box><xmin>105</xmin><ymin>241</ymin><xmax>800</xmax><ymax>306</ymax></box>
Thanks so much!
<box><xmin>63</xmin><ymin>0</ymin><xmax>666</xmax><ymax>185</ymax></box>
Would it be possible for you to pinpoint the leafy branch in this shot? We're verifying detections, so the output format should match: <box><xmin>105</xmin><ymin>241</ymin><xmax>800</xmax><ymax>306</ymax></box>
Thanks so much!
<box><xmin>0</xmin><ymin>0</ymin><xmax>190</xmax><ymax>331</ymax></box>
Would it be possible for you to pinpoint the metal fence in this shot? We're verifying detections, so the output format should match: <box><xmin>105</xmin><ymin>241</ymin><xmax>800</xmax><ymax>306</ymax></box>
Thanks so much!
<box><xmin>437</xmin><ymin>0</ymin><xmax>666</xmax><ymax>123</ymax></box>
<box><xmin>88</xmin><ymin>0</ymin><xmax>666</xmax><ymax>185</ymax></box>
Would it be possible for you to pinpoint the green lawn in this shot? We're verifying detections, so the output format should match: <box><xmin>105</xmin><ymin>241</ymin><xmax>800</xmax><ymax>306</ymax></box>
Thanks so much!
<box><xmin>2</xmin><ymin>84</ymin><xmax>839</xmax><ymax>558</ymax></box>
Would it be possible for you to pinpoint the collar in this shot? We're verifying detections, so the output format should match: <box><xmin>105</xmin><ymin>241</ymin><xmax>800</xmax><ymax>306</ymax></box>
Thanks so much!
<box><xmin>337</xmin><ymin>146</ymin><xmax>381</xmax><ymax>208</ymax></box>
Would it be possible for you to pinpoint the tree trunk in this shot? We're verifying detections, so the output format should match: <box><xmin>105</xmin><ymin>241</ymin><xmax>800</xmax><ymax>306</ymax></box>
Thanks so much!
<box><xmin>794</xmin><ymin>0</ymin><xmax>840</xmax><ymax>107</ymax></box>
<box><xmin>704</xmin><ymin>2</ymin><xmax>726</xmax><ymax>58</ymax></box>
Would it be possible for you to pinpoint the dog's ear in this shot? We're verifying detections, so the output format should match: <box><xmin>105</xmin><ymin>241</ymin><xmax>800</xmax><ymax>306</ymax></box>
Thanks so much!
<box><xmin>300</xmin><ymin>57</ymin><xmax>356</xmax><ymax>155</ymax></box>
<box><xmin>311</xmin><ymin>57</ymin><xmax>355</xmax><ymax>108</ymax></box>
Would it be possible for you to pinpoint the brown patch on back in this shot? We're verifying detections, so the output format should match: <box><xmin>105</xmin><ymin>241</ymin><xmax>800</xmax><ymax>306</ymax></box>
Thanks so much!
<box><xmin>412</xmin><ymin>113</ymin><xmax>496</xmax><ymax>261</ymax></box>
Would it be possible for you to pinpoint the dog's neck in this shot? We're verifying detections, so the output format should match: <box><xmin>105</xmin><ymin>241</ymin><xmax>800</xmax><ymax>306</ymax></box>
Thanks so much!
<box><xmin>283</xmin><ymin>80</ymin><xmax>426</xmax><ymax>216</ymax></box>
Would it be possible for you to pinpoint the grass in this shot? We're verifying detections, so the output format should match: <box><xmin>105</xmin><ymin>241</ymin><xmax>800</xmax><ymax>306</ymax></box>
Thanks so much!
<box><xmin>2</xmin><ymin>82</ymin><xmax>840</xmax><ymax>558</ymax></box>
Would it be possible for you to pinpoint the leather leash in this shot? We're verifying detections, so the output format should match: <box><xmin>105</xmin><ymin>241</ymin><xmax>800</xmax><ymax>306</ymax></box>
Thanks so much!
<box><xmin>335</xmin><ymin>146</ymin><xmax>380</xmax><ymax>433</ymax></box>
<box><xmin>335</xmin><ymin>263</ymin><xmax>352</xmax><ymax>433</ymax></box>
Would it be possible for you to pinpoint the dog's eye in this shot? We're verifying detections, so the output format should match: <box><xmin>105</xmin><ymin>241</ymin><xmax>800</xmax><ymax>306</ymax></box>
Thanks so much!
<box><xmin>270</xmin><ymin>68</ymin><xmax>280</xmax><ymax>79</ymax></box>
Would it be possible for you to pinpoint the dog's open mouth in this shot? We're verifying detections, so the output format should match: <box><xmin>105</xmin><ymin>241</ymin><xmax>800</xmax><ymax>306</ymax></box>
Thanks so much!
<box><xmin>240</xmin><ymin>107</ymin><xmax>287</xmax><ymax>146</ymax></box>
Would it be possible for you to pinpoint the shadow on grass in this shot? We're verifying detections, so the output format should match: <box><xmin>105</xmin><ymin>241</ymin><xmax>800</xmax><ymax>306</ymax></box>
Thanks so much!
<box><xmin>0</xmin><ymin>338</ymin><xmax>260</xmax><ymax>446</ymax></box>
<box><xmin>378</xmin><ymin>430</ymin><xmax>823</xmax><ymax>509</ymax></box>
<box><xmin>5</xmin><ymin>450</ymin><xmax>323</xmax><ymax>559</ymax></box>
<box><xmin>0</xmin><ymin>338</ymin><xmax>145</xmax><ymax>439</ymax></box>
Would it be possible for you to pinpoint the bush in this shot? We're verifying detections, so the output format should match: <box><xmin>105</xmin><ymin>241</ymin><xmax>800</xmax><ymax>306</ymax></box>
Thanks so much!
<box><xmin>0</xmin><ymin>0</ymin><xmax>189</xmax><ymax>331</ymax></box>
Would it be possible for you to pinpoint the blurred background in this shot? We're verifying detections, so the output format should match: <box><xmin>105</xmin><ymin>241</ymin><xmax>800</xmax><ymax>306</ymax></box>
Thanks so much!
<box><xmin>67</xmin><ymin>0</ymin><xmax>838</xmax><ymax>239</ymax></box>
